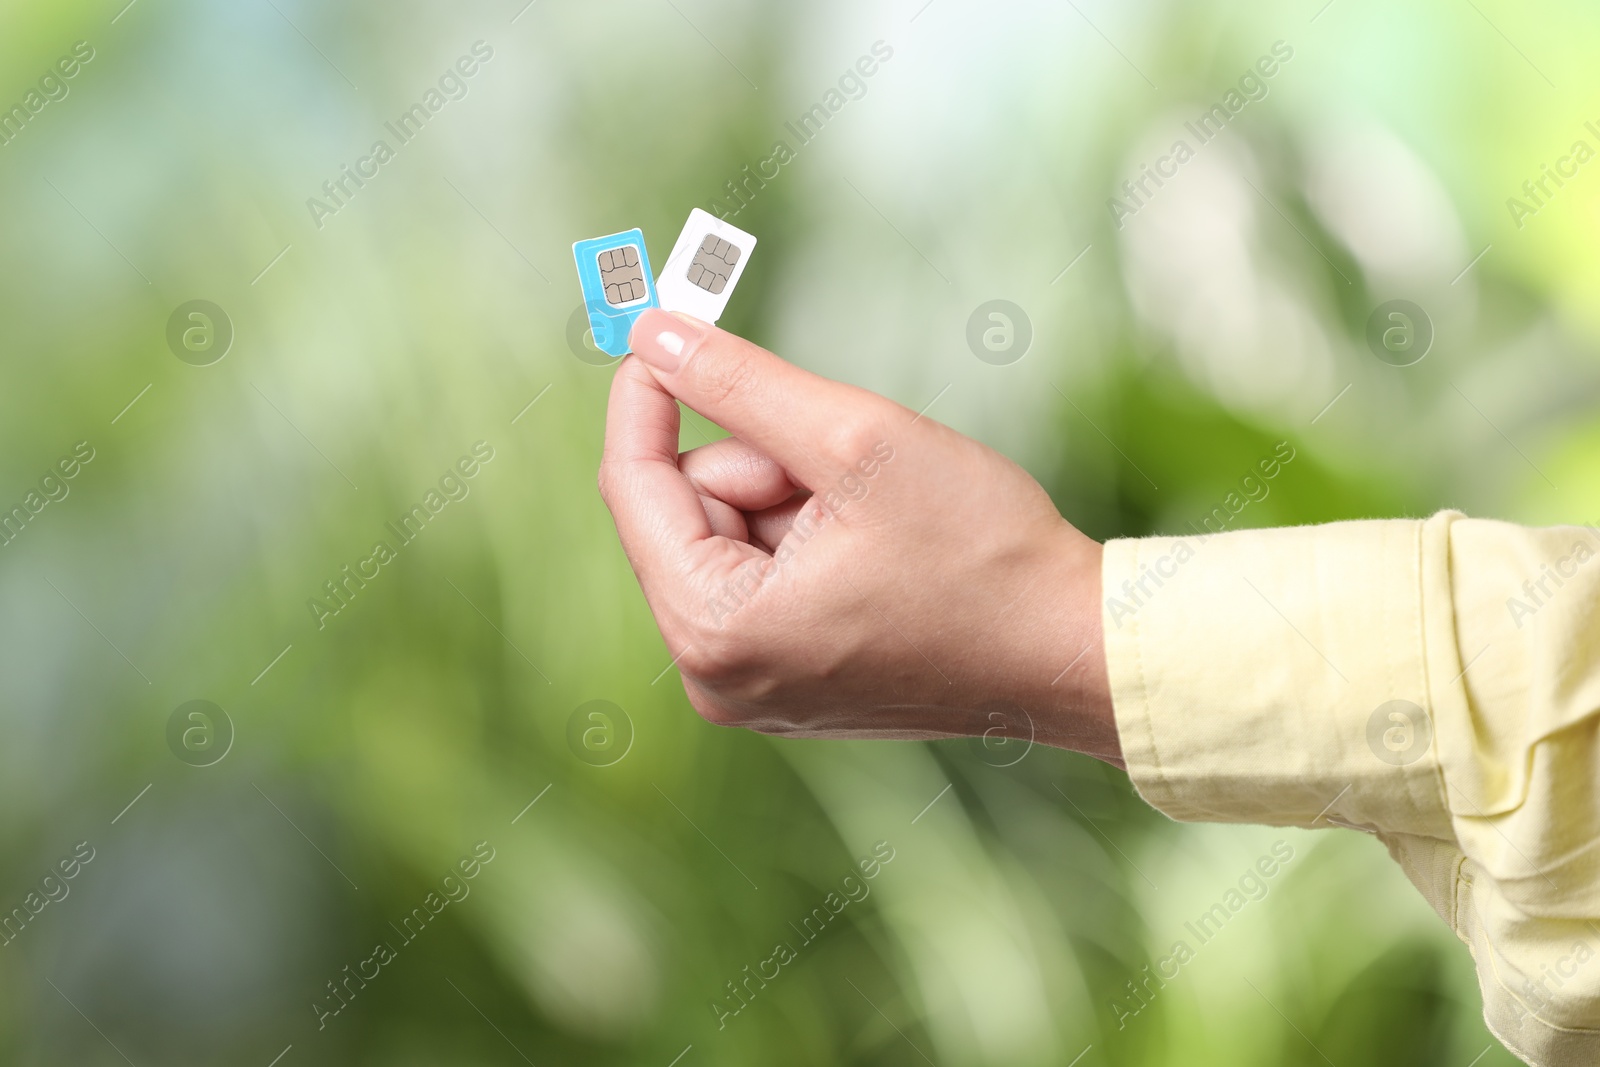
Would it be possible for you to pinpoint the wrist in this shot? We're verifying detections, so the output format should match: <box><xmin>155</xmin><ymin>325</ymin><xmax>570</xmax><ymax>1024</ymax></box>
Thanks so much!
<box><xmin>1011</xmin><ymin>527</ymin><xmax>1121</xmax><ymax>766</ymax></box>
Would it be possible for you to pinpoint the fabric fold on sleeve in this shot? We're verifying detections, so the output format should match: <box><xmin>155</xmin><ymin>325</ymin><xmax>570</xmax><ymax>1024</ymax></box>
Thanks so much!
<box><xmin>1103</xmin><ymin>510</ymin><xmax>1600</xmax><ymax>1067</ymax></box>
<box><xmin>1102</xmin><ymin>515</ymin><xmax>1456</xmax><ymax>840</ymax></box>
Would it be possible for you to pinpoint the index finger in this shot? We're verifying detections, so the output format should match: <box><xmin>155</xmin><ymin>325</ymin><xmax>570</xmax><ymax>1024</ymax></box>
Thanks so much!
<box><xmin>627</xmin><ymin>308</ymin><xmax>901</xmax><ymax>490</ymax></box>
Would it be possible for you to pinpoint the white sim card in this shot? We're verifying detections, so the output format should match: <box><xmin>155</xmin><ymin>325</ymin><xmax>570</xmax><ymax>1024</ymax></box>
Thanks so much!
<box><xmin>654</xmin><ymin>209</ymin><xmax>756</xmax><ymax>324</ymax></box>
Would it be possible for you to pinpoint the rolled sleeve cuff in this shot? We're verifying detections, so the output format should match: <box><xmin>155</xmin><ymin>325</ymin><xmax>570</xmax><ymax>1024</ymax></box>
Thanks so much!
<box><xmin>1102</xmin><ymin>514</ymin><xmax>1459</xmax><ymax>842</ymax></box>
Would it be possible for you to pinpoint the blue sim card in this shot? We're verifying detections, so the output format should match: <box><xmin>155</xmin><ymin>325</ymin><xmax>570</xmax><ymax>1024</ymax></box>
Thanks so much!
<box><xmin>573</xmin><ymin>228</ymin><xmax>659</xmax><ymax>358</ymax></box>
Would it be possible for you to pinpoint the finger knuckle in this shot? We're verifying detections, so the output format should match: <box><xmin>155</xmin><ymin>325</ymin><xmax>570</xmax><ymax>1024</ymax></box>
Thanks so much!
<box><xmin>694</xmin><ymin>346</ymin><xmax>760</xmax><ymax>410</ymax></box>
<box><xmin>687</xmin><ymin>692</ymin><xmax>742</xmax><ymax>728</ymax></box>
<box><xmin>680</xmin><ymin>634</ymin><xmax>743</xmax><ymax>686</ymax></box>
<box><xmin>823</xmin><ymin>416</ymin><xmax>885</xmax><ymax>468</ymax></box>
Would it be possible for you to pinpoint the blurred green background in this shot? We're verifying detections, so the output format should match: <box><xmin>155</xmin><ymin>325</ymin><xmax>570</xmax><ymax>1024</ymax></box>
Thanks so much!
<box><xmin>1</xmin><ymin>0</ymin><xmax>1595</xmax><ymax>1063</ymax></box>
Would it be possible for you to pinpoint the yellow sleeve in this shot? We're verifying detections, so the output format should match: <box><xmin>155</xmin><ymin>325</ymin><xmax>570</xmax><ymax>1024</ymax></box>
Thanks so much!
<box><xmin>1103</xmin><ymin>510</ymin><xmax>1600</xmax><ymax>1067</ymax></box>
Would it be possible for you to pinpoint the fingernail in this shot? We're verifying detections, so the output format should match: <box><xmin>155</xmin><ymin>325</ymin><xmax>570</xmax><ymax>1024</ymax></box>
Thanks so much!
<box><xmin>631</xmin><ymin>309</ymin><xmax>705</xmax><ymax>372</ymax></box>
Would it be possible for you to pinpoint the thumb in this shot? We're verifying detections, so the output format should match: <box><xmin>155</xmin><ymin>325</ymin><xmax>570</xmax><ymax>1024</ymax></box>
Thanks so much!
<box><xmin>628</xmin><ymin>308</ymin><xmax>896</xmax><ymax>490</ymax></box>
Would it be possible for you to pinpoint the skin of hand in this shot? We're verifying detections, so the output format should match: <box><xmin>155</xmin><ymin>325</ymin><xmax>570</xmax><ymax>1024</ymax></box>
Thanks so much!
<box><xmin>598</xmin><ymin>307</ymin><xmax>1123</xmax><ymax>767</ymax></box>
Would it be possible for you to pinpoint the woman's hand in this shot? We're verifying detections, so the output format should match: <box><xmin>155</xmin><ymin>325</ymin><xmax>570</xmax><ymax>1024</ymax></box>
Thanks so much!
<box><xmin>599</xmin><ymin>308</ymin><xmax>1120</xmax><ymax>765</ymax></box>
